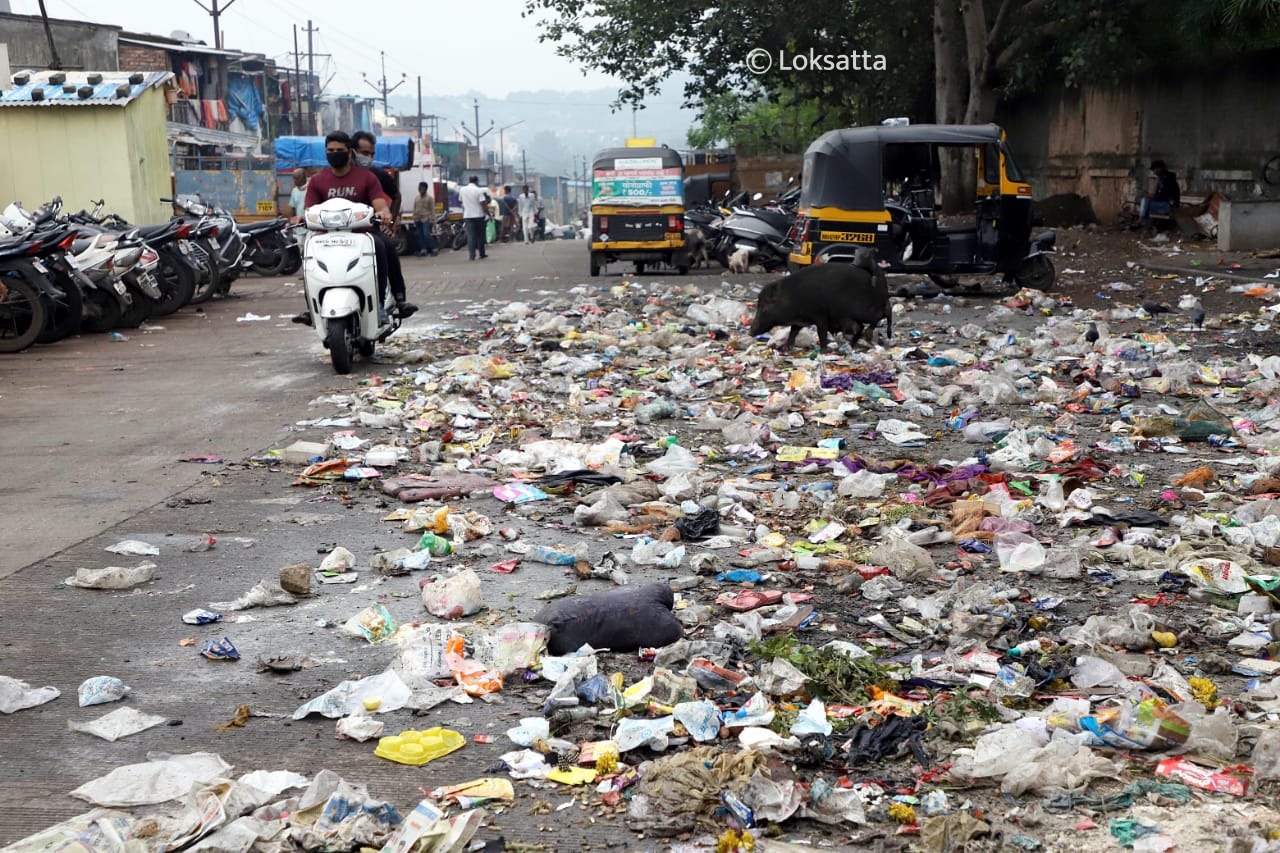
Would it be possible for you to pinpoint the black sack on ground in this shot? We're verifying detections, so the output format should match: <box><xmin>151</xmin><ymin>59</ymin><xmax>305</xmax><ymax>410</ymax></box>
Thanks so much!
<box><xmin>674</xmin><ymin>506</ymin><xmax>720</xmax><ymax>541</ymax></box>
<box><xmin>533</xmin><ymin>583</ymin><xmax>683</xmax><ymax>655</ymax></box>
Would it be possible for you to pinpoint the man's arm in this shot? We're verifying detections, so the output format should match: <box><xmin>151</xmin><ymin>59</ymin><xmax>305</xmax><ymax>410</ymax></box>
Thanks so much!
<box><xmin>365</xmin><ymin>172</ymin><xmax>392</xmax><ymax>223</ymax></box>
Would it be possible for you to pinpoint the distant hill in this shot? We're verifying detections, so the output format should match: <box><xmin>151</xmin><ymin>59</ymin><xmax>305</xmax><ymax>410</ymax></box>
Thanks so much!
<box><xmin>383</xmin><ymin>84</ymin><xmax>697</xmax><ymax>177</ymax></box>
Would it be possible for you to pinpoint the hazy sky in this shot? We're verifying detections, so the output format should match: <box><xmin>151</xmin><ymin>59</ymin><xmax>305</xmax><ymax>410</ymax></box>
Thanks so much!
<box><xmin>10</xmin><ymin>0</ymin><xmax>625</xmax><ymax>98</ymax></box>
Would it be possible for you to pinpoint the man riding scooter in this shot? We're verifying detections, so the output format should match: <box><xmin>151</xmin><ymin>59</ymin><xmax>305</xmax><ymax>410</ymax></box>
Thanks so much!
<box><xmin>291</xmin><ymin>130</ymin><xmax>417</xmax><ymax>326</ymax></box>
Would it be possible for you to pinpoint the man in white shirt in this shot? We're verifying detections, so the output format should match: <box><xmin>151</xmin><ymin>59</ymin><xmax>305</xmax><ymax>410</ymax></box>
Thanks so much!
<box><xmin>458</xmin><ymin>176</ymin><xmax>492</xmax><ymax>261</ymax></box>
<box><xmin>517</xmin><ymin>185</ymin><xmax>537</xmax><ymax>245</ymax></box>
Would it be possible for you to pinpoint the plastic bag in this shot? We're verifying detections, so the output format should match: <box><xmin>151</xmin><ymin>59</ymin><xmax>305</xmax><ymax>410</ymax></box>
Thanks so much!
<box><xmin>533</xmin><ymin>583</ymin><xmax>683</xmax><ymax>655</ymax></box>
<box><xmin>614</xmin><ymin>715</ymin><xmax>676</xmax><ymax>752</ymax></box>
<box><xmin>643</xmin><ymin>444</ymin><xmax>700</xmax><ymax>477</ymax></box>
<box><xmin>838</xmin><ymin>470</ymin><xmax>893</xmax><ymax>498</ymax></box>
<box><xmin>65</xmin><ymin>561</ymin><xmax>156</xmax><ymax>590</ymax></box>
<box><xmin>1180</xmin><ymin>558</ymin><xmax>1249</xmax><ymax>594</ymax></box>
<box><xmin>996</xmin><ymin>532</ymin><xmax>1046</xmax><ymax>574</ymax></box>
<box><xmin>421</xmin><ymin>569</ymin><xmax>484</xmax><ymax>620</ymax></box>
<box><xmin>673</xmin><ymin>700</ymin><xmax>721</xmax><ymax>742</ymax></box>
<box><xmin>392</xmin><ymin>624</ymin><xmax>457</xmax><ymax>687</ymax></box>
<box><xmin>870</xmin><ymin>536</ymin><xmax>933</xmax><ymax>580</ymax></box>
<box><xmin>291</xmin><ymin>669</ymin><xmax>412</xmax><ymax>719</ymax></box>
<box><xmin>506</xmin><ymin>716</ymin><xmax>550</xmax><ymax>747</ymax></box>
<box><xmin>319</xmin><ymin>547</ymin><xmax>356</xmax><ymax>573</ymax></box>
<box><xmin>0</xmin><ymin>676</ymin><xmax>60</xmax><ymax>714</ymax></box>
<box><xmin>574</xmin><ymin>491</ymin><xmax>630</xmax><ymax>527</ymax></box>
<box><xmin>972</xmin><ymin>724</ymin><xmax>1050</xmax><ymax>778</ymax></box>
<box><xmin>790</xmin><ymin>699</ymin><xmax>833</xmax><ymax>736</ymax></box>
<box><xmin>78</xmin><ymin>676</ymin><xmax>130</xmax><ymax>707</ymax></box>
<box><xmin>68</xmin><ymin>707</ymin><xmax>167</xmax><ymax>742</ymax></box>
<box><xmin>340</xmin><ymin>603</ymin><xmax>397</xmax><ymax>643</ymax></box>
<box><xmin>105</xmin><ymin>540</ymin><xmax>159</xmax><ymax>556</ymax></box>
<box><xmin>444</xmin><ymin>634</ymin><xmax>502</xmax><ymax>695</ymax></box>
<box><xmin>336</xmin><ymin>712</ymin><xmax>385</xmax><ymax>742</ymax></box>
<box><xmin>1000</xmin><ymin>734</ymin><xmax>1122</xmax><ymax>796</ymax></box>
<box><xmin>474</xmin><ymin>622</ymin><xmax>548</xmax><ymax>676</ymax></box>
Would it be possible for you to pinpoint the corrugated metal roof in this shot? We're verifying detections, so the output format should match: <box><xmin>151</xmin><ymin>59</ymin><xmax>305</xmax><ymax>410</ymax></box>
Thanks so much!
<box><xmin>0</xmin><ymin>70</ymin><xmax>172</xmax><ymax>108</ymax></box>
<box><xmin>118</xmin><ymin>34</ymin><xmax>243</xmax><ymax>58</ymax></box>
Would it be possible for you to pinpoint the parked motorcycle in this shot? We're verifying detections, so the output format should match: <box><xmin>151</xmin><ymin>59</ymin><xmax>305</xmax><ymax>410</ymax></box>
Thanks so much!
<box><xmin>0</xmin><ymin>236</ymin><xmax>50</xmax><ymax>353</ymax></box>
<box><xmin>710</xmin><ymin>181</ymin><xmax>800</xmax><ymax>272</ymax></box>
<box><xmin>301</xmin><ymin>198</ymin><xmax>401</xmax><ymax>374</ymax></box>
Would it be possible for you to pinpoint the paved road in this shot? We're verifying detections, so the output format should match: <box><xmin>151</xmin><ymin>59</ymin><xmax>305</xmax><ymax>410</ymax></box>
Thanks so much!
<box><xmin>0</xmin><ymin>238</ymin><xmax>592</xmax><ymax>580</ymax></box>
<box><xmin>0</xmin><ymin>234</ymin><xmax>745</xmax><ymax>846</ymax></box>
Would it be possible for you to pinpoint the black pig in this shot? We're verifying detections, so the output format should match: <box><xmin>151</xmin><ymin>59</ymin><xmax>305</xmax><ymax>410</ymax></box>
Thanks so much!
<box><xmin>749</xmin><ymin>249</ymin><xmax>892</xmax><ymax>349</ymax></box>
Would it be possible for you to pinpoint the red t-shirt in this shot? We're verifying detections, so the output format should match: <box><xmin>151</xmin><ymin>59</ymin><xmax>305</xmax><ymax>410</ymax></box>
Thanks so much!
<box><xmin>305</xmin><ymin>166</ymin><xmax>391</xmax><ymax>210</ymax></box>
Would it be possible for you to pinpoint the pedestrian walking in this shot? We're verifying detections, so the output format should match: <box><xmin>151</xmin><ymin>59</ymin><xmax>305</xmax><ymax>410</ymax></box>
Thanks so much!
<box><xmin>518</xmin><ymin>185</ymin><xmax>537</xmax><ymax>245</ymax></box>
<box><xmin>412</xmin><ymin>182</ymin><xmax>439</xmax><ymax>256</ymax></box>
<box><xmin>459</xmin><ymin>176</ymin><xmax>492</xmax><ymax>260</ymax></box>
<box><xmin>500</xmin><ymin>186</ymin><xmax>519</xmax><ymax>242</ymax></box>
<box><xmin>288</xmin><ymin>169</ymin><xmax>308</xmax><ymax>222</ymax></box>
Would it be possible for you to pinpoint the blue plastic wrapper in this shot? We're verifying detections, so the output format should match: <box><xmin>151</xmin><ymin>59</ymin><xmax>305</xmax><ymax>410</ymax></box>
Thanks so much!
<box><xmin>720</xmin><ymin>791</ymin><xmax>755</xmax><ymax>828</ymax></box>
<box><xmin>201</xmin><ymin>637</ymin><xmax>240</xmax><ymax>661</ymax></box>
<box><xmin>575</xmin><ymin>674</ymin><xmax>612</xmax><ymax>706</ymax></box>
<box><xmin>182</xmin><ymin>608</ymin><xmax>222</xmax><ymax>625</ymax></box>
<box><xmin>716</xmin><ymin>569</ymin><xmax>763</xmax><ymax>584</ymax></box>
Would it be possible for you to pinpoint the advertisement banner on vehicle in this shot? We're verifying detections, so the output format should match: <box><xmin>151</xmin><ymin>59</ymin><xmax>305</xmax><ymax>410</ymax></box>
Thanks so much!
<box><xmin>592</xmin><ymin>166</ymin><xmax>682</xmax><ymax>206</ymax></box>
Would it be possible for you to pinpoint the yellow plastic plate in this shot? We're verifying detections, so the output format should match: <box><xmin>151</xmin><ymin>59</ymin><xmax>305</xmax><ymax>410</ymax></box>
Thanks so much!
<box><xmin>374</xmin><ymin>728</ymin><xmax>465</xmax><ymax>766</ymax></box>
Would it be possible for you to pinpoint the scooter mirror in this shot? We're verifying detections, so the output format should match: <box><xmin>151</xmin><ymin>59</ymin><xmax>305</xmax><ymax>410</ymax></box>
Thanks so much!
<box><xmin>752</xmin><ymin>192</ymin><xmax>763</xmax><ymax>201</ymax></box>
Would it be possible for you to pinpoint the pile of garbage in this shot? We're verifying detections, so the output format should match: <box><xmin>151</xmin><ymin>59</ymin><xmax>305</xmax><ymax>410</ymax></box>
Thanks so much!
<box><xmin>13</xmin><ymin>277</ymin><xmax>1280</xmax><ymax>851</ymax></box>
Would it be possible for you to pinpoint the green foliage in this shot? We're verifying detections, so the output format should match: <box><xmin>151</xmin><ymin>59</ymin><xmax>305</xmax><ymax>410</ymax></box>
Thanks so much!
<box><xmin>686</xmin><ymin>90</ymin><xmax>845</xmax><ymax>155</ymax></box>
<box><xmin>522</xmin><ymin>0</ymin><xmax>933</xmax><ymax>128</ymax></box>
<box><xmin>749</xmin><ymin>636</ymin><xmax>900</xmax><ymax>706</ymax></box>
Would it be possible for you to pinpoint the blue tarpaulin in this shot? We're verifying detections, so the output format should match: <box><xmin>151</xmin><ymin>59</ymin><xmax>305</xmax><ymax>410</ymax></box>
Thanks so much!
<box><xmin>274</xmin><ymin>136</ymin><xmax>413</xmax><ymax>171</ymax></box>
<box><xmin>226</xmin><ymin>73</ymin><xmax>264</xmax><ymax>132</ymax></box>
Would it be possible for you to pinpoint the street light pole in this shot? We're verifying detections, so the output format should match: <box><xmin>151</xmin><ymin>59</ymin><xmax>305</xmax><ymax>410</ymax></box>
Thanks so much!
<box><xmin>362</xmin><ymin>51</ymin><xmax>406</xmax><ymax>123</ymax></box>
<box><xmin>496</xmin><ymin>120</ymin><xmax>524</xmax><ymax>186</ymax></box>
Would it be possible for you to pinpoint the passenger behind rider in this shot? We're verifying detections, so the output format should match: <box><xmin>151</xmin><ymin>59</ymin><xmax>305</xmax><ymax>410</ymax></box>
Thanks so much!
<box><xmin>351</xmin><ymin>130</ymin><xmax>417</xmax><ymax>318</ymax></box>
<box><xmin>292</xmin><ymin>130</ymin><xmax>417</xmax><ymax>325</ymax></box>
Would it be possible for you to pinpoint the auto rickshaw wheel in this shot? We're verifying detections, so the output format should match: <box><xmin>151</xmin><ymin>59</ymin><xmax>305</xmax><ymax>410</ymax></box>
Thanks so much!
<box><xmin>928</xmin><ymin>274</ymin><xmax>960</xmax><ymax>289</ymax></box>
<box><xmin>634</xmin><ymin>262</ymin><xmax>645</xmax><ymax>275</ymax></box>
<box><xmin>1014</xmin><ymin>255</ymin><xmax>1056</xmax><ymax>291</ymax></box>
<box><xmin>589</xmin><ymin>253</ymin><xmax>601</xmax><ymax>277</ymax></box>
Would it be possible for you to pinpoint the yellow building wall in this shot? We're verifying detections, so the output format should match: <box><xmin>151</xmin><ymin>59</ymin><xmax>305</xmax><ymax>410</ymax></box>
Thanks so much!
<box><xmin>0</xmin><ymin>87</ymin><xmax>171</xmax><ymax>225</ymax></box>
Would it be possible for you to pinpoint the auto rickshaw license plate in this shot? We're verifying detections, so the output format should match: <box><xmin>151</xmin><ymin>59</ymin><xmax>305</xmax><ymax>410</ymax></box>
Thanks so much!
<box><xmin>819</xmin><ymin>230</ymin><xmax>875</xmax><ymax>243</ymax></box>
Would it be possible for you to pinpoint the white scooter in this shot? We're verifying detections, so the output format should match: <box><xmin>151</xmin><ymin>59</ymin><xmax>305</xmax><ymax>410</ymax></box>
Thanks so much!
<box><xmin>302</xmin><ymin>198</ymin><xmax>399</xmax><ymax>374</ymax></box>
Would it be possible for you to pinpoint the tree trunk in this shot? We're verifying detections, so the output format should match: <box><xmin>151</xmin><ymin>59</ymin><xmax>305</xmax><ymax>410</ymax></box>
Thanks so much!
<box><xmin>935</xmin><ymin>0</ymin><xmax>969</xmax><ymax>212</ymax></box>
<box><xmin>37</xmin><ymin>0</ymin><xmax>62</xmax><ymax>70</ymax></box>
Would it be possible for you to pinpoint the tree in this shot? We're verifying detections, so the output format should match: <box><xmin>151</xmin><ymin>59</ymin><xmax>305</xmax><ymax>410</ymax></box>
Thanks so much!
<box><xmin>687</xmin><ymin>90</ymin><xmax>845</xmax><ymax>155</ymax></box>
<box><xmin>522</xmin><ymin>0</ymin><xmax>933</xmax><ymax>133</ymax></box>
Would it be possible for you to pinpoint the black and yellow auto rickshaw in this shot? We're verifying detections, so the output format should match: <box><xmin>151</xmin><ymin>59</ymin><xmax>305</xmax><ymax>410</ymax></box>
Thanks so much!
<box><xmin>589</xmin><ymin>145</ymin><xmax>690</xmax><ymax>276</ymax></box>
<box><xmin>787</xmin><ymin>123</ymin><xmax>1056</xmax><ymax>289</ymax></box>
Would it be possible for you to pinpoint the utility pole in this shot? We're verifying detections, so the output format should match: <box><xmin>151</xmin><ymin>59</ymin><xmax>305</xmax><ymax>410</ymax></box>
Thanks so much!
<box><xmin>521</xmin><ymin>149</ymin><xmax>527</xmax><ymax>184</ymax></box>
<box><xmin>36</xmin><ymin>0</ymin><xmax>62</xmax><ymax>69</ymax></box>
<box><xmin>461</xmin><ymin>98</ymin><xmax>493</xmax><ymax>172</ymax></box>
<box><xmin>304</xmin><ymin>20</ymin><xmax>318</xmax><ymax>134</ymax></box>
<box><xmin>362</xmin><ymin>51</ymin><xmax>406</xmax><ymax>123</ymax></box>
<box><xmin>191</xmin><ymin>0</ymin><xmax>236</xmax><ymax>50</ymax></box>
<box><xmin>292</xmin><ymin>25</ymin><xmax>303</xmax><ymax>134</ymax></box>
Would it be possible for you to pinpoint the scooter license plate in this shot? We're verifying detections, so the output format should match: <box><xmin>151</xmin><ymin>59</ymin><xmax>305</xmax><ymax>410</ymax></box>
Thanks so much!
<box><xmin>114</xmin><ymin>280</ymin><xmax>127</xmax><ymax>295</ymax></box>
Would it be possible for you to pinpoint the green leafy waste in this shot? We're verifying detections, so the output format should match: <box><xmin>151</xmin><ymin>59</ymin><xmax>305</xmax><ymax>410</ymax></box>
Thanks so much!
<box><xmin>749</xmin><ymin>636</ymin><xmax>900</xmax><ymax>706</ymax></box>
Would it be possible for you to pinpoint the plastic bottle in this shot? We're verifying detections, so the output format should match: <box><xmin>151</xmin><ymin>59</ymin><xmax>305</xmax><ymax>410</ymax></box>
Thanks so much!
<box><xmin>527</xmin><ymin>543</ymin><xmax>585</xmax><ymax>566</ymax></box>
<box><xmin>417</xmin><ymin>532</ymin><xmax>454</xmax><ymax>557</ymax></box>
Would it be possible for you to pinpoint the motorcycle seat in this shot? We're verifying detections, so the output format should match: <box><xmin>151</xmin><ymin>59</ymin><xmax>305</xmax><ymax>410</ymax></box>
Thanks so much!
<box><xmin>240</xmin><ymin>218</ymin><xmax>285</xmax><ymax>234</ymax></box>
<box><xmin>137</xmin><ymin>222</ymin><xmax>178</xmax><ymax>241</ymax></box>
<box><xmin>0</xmin><ymin>239</ymin><xmax>35</xmax><ymax>259</ymax></box>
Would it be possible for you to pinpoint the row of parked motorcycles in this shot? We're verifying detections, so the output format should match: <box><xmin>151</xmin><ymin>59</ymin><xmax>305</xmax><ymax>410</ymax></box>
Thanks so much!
<box><xmin>685</xmin><ymin>178</ymin><xmax>802</xmax><ymax>273</ymax></box>
<box><xmin>0</xmin><ymin>194</ymin><xmax>301</xmax><ymax>354</ymax></box>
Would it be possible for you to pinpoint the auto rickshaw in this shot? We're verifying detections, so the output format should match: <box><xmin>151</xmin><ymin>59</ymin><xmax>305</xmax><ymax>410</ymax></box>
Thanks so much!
<box><xmin>787</xmin><ymin>123</ymin><xmax>1056</xmax><ymax>289</ymax></box>
<box><xmin>589</xmin><ymin>145</ymin><xmax>690</xmax><ymax>276</ymax></box>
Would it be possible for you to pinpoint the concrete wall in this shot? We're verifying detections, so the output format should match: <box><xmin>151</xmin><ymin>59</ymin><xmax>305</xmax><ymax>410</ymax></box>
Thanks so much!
<box><xmin>1219</xmin><ymin>199</ymin><xmax>1280</xmax><ymax>251</ymax></box>
<box><xmin>0</xmin><ymin>12</ymin><xmax>118</xmax><ymax>72</ymax></box>
<box><xmin>0</xmin><ymin>89</ymin><xmax>170</xmax><ymax>224</ymax></box>
<box><xmin>999</xmin><ymin>49</ymin><xmax>1280</xmax><ymax>222</ymax></box>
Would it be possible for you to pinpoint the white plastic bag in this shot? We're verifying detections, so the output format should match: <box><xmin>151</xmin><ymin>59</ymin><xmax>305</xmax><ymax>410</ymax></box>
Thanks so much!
<box><xmin>105</xmin><ymin>540</ymin><xmax>160</xmax><ymax>556</ymax></box>
<box><xmin>421</xmin><ymin>569</ymin><xmax>484</xmax><ymax>620</ymax></box>
<box><xmin>335</xmin><ymin>712</ymin><xmax>385</xmax><ymax>742</ymax></box>
<box><xmin>319</xmin><ymin>547</ymin><xmax>356</xmax><ymax>573</ymax></box>
<box><xmin>995</xmin><ymin>532</ymin><xmax>1046</xmax><ymax>573</ymax></box>
<box><xmin>644</xmin><ymin>444</ymin><xmax>700</xmax><ymax>477</ymax></box>
<box><xmin>68</xmin><ymin>706</ymin><xmax>167</xmax><ymax>742</ymax></box>
<box><xmin>65</xmin><ymin>561</ymin><xmax>156</xmax><ymax>590</ymax></box>
<box><xmin>0</xmin><ymin>676</ymin><xmax>60</xmax><ymax>713</ymax></box>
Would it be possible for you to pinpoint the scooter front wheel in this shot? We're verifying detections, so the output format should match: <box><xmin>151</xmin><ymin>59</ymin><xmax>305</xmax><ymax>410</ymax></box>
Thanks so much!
<box><xmin>325</xmin><ymin>316</ymin><xmax>353</xmax><ymax>374</ymax></box>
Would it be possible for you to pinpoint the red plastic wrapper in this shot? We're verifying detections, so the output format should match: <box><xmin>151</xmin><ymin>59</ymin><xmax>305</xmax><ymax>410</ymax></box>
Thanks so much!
<box><xmin>487</xmin><ymin>558</ymin><xmax>520</xmax><ymax>574</ymax></box>
<box><xmin>1155</xmin><ymin>757</ymin><xmax>1250</xmax><ymax>796</ymax></box>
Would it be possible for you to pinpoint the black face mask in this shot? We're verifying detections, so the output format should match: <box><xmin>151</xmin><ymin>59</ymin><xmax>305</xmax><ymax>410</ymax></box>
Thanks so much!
<box><xmin>326</xmin><ymin>150</ymin><xmax>350</xmax><ymax>169</ymax></box>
